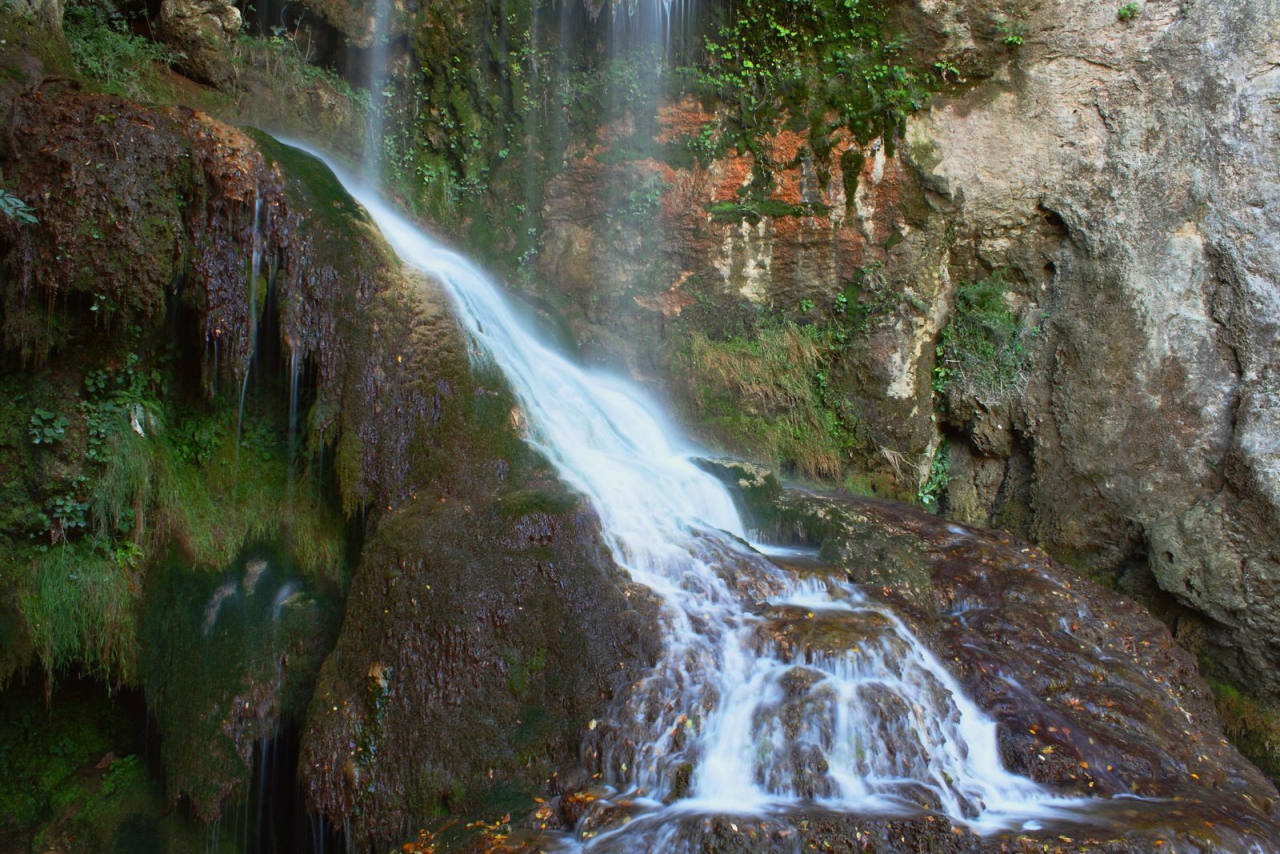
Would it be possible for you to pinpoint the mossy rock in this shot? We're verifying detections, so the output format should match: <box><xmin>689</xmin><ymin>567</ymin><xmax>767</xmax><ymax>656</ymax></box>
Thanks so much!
<box><xmin>1210</xmin><ymin>677</ymin><xmax>1280</xmax><ymax>785</ymax></box>
<box><xmin>139</xmin><ymin>545</ymin><xmax>342</xmax><ymax>820</ymax></box>
<box><xmin>694</xmin><ymin>457</ymin><xmax>784</xmax><ymax>528</ymax></box>
<box><xmin>701</xmin><ymin>459</ymin><xmax>934</xmax><ymax>610</ymax></box>
<box><xmin>301</xmin><ymin>447</ymin><xmax>660</xmax><ymax>850</ymax></box>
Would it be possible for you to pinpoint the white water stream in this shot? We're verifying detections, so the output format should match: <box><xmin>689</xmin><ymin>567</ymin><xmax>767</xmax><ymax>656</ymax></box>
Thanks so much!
<box><xmin>284</xmin><ymin>142</ymin><xmax>1090</xmax><ymax>843</ymax></box>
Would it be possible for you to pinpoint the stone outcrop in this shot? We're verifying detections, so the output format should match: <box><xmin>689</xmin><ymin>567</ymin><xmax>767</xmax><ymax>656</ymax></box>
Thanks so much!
<box><xmin>158</xmin><ymin>0</ymin><xmax>241</xmax><ymax>88</ymax></box>
<box><xmin>296</xmin><ymin>269</ymin><xmax>661</xmax><ymax>849</ymax></box>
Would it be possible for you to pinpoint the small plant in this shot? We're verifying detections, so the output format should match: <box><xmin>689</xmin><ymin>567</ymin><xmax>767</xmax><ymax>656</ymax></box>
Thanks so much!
<box><xmin>996</xmin><ymin>19</ymin><xmax>1027</xmax><ymax>46</ymax></box>
<box><xmin>170</xmin><ymin>416</ymin><xmax>222</xmax><ymax>466</ymax></box>
<box><xmin>1117</xmin><ymin>2</ymin><xmax>1140</xmax><ymax>21</ymax></box>
<box><xmin>0</xmin><ymin>189</ymin><xmax>38</xmax><ymax>225</ymax></box>
<box><xmin>50</xmin><ymin>484</ymin><xmax>91</xmax><ymax>535</ymax></box>
<box><xmin>933</xmin><ymin>60</ymin><xmax>963</xmax><ymax>83</ymax></box>
<box><xmin>63</xmin><ymin>0</ymin><xmax>176</xmax><ymax>100</ymax></box>
<box><xmin>918</xmin><ymin>440</ymin><xmax>950</xmax><ymax>512</ymax></box>
<box><xmin>29</xmin><ymin>409</ymin><xmax>68</xmax><ymax>445</ymax></box>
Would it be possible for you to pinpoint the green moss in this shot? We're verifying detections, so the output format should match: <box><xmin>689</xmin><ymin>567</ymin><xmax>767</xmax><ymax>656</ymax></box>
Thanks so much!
<box><xmin>1208</xmin><ymin>677</ymin><xmax>1280</xmax><ymax>784</ymax></box>
<box><xmin>248</xmin><ymin>131</ymin><xmax>373</xmax><ymax>251</ymax></box>
<box><xmin>159</xmin><ymin>411</ymin><xmax>346</xmax><ymax>581</ymax></box>
<box><xmin>673</xmin><ymin>321</ymin><xmax>869</xmax><ymax>481</ymax></box>
<box><xmin>0</xmin><ymin>677</ymin><xmax>129</xmax><ymax>836</ymax></box>
<box><xmin>840</xmin><ymin>149</ymin><xmax>867</xmax><ymax>215</ymax></box>
<box><xmin>140</xmin><ymin>545</ymin><xmax>341</xmax><ymax>817</ymax></box>
<box><xmin>0</xmin><ymin>677</ymin><xmax>213</xmax><ymax>852</ymax></box>
<box><xmin>0</xmin><ymin>7</ymin><xmax>76</xmax><ymax>77</ymax></box>
<box><xmin>0</xmin><ymin>349</ymin><xmax>346</xmax><ymax>688</ymax></box>
<box><xmin>707</xmin><ymin>199</ymin><xmax>831</xmax><ymax>224</ymax></box>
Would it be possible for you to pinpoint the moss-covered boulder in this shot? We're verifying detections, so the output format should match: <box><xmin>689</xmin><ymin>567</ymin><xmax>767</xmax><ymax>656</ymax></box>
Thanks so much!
<box><xmin>140</xmin><ymin>546</ymin><xmax>342</xmax><ymax>820</ymax></box>
<box><xmin>297</xmin><ymin>271</ymin><xmax>660</xmax><ymax>849</ymax></box>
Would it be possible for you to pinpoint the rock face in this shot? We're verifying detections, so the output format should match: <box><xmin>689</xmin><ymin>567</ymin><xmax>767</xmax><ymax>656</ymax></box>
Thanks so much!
<box><xmin>898</xmin><ymin>0</ymin><xmax>1280</xmax><ymax>702</ymax></box>
<box><xmin>298</xmin><ymin>286</ymin><xmax>661</xmax><ymax>850</ymax></box>
<box><xmin>528</xmin><ymin>0</ymin><xmax>1280</xmax><ymax>715</ymax></box>
<box><xmin>536</xmin><ymin>108</ymin><xmax>950</xmax><ymax>481</ymax></box>
<box><xmin>158</xmin><ymin>0</ymin><xmax>241</xmax><ymax>88</ymax></box>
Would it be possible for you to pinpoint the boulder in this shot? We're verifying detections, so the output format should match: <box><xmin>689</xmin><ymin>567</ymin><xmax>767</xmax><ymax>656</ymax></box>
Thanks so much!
<box><xmin>159</xmin><ymin>0</ymin><xmax>241</xmax><ymax>88</ymax></box>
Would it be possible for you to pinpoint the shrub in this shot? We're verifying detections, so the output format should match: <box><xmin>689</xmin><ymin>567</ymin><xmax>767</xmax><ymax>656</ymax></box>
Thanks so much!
<box><xmin>933</xmin><ymin>271</ymin><xmax>1037</xmax><ymax>405</ymax></box>
<box><xmin>63</xmin><ymin>0</ymin><xmax>174</xmax><ymax>100</ymax></box>
<box><xmin>1117</xmin><ymin>3</ymin><xmax>1140</xmax><ymax>21</ymax></box>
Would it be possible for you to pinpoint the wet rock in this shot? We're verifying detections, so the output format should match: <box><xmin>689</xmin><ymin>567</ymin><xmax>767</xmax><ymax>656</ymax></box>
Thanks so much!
<box><xmin>734</xmin><ymin>481</ymin><xmax>1280</xmax><ymax>847</ymax></box>
<box><xmin>0</xmin><ymin>92</ymin><xmax>283</xmax><ymax>369</ymax></box>
<box><xmin>158</xmin><ymin>0</ymin><xmax>241</xmax><ymax>88</ymax></box>
<box><xmin>701</xmin><ymin>459</ymin><xmax>936</xmax><ymax>611</ymax></box>
<box><xmin>140</xmin><ymin>548</ymin><xmax>340</xmax><ymax>820</ymax></box>
<box><xmin>302</xmin><ymin>490</ymin><xmax>659</xmax><ymax>850</ymax></box>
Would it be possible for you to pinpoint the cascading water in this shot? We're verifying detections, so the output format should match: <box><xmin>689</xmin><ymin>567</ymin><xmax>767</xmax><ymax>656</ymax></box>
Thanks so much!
<box><xmin>281</xmin><ymin>142</ymin><xmax>1094</xmax><ymax>845</ymax></box>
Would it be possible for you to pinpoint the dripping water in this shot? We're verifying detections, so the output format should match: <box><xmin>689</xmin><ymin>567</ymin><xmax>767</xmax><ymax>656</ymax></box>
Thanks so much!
<box><xmin>235</xmin><ymin>196</ymin><xmax>267</xmax><ymax>484</ymax></box>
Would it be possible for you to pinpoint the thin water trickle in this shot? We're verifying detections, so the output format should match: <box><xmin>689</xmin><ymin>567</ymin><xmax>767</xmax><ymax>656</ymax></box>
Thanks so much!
<box><xmin>281</xmin><ymin>141</ymin><xmax>1094</xmax><ymax>841</ymax></box>
<box><xmin>235</xmin><ymin>196</ymin><xmax>266</xmax><ymax>485</ymax></box>
<box><xmin>365</xmin><ymin>0</ymin><xmax>394</xmax><ymax>183</ymax></box>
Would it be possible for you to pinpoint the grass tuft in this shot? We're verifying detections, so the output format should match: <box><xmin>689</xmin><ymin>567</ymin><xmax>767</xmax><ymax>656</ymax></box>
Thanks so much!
<box><xmin>19</xmin><ymin>540</ymin><xmax>138</xmax><ymax>685</ymax></box>
<box><xmin>677</xmin><ymin>323</ymin><xmax>854</xmax><ymax>480</ymax></box>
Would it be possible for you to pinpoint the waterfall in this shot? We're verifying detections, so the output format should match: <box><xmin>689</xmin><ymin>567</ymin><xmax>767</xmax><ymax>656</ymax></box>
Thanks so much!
<box><xmin>560</xmin><ymin>0</ymin><xmax>699</xmax><ymax>62</ymax></box>
<box><xmin>281</xmin><ymin>141</ymin><xmax>1090</xmax><ymax>841</ymax></box>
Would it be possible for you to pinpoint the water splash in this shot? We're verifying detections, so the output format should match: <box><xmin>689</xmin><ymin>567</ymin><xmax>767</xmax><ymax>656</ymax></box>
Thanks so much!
<box><xmin>282</xmin><ymin>141</ymin><xmax>1088</xmax><ymax>838</ymax></box>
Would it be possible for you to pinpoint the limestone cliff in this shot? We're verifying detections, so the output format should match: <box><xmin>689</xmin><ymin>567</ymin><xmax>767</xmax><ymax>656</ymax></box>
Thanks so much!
<box><xmin>900</xmin><ymin>0</ymin><xmax>1280</xmax><ymax>704</ymax></box>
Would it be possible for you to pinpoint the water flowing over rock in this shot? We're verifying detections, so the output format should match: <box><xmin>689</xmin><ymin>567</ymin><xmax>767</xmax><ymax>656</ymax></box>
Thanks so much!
<box><xmin>527</xmin><ymin>0</ymin><xmax>1280</xmax><ymax>730</ymax></box>
<box><xmin>301</xmin><ymin>148</ymin><xmax>1280</xmax><ymax>852</ymax></box>
<box><xmin>4</xmin><ymin>0</ymin><xmax>1280</xmax><ymax>847</ymax></box>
